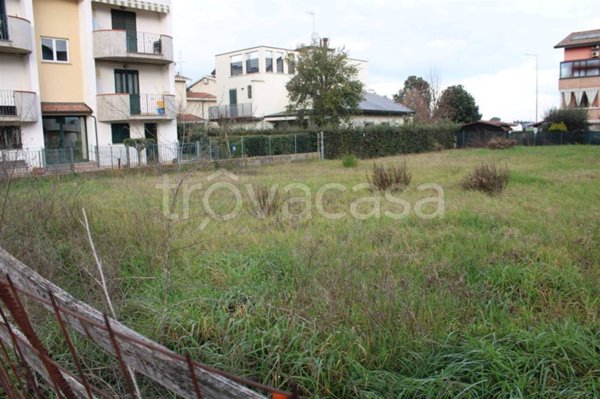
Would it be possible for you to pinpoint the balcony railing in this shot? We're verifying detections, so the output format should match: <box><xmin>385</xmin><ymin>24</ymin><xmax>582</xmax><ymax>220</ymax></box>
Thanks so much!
<box><xmin>96</xmin><ymin>93</ymin><xmax>176</xmax><ymax>122</ymax></box>
<box><xmin>209</xmin><ymin>103</ymin><xmax>253</xmax><ymax>120</ymax></box>
<box><xmin>93</xmin><ymin>30</ymin><xmax>173</xmax><ymax>64</ymax></box>
<box><xmin>0</xmin><ymin>15</ymin><xmax>33</xmax><ymax>54</ymax></box>
<box><xmin>0</xmin><ymin>90</ymin><xmax>38</xmax><ymax>122</ymax></box>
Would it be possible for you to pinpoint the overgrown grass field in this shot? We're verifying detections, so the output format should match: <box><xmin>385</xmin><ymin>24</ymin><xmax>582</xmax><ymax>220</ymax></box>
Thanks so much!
<box><xmin>2</xmin><ymin>146</ymin><xmax>600</xmax><ymax>398</ymax></box>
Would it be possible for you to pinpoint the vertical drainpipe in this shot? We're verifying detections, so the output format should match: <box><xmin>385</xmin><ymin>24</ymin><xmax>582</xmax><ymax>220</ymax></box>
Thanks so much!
<box><xmin>90</xmin><ymin>115</ymin><xmax>99</xmax><ymax>167</ymax></box>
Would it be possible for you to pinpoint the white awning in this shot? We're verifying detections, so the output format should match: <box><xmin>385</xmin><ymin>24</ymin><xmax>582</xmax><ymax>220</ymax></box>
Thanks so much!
<box><xmin>92</xmin><ymin>0</ymin><xmax>170</xmax><ymax>14</ymax></box>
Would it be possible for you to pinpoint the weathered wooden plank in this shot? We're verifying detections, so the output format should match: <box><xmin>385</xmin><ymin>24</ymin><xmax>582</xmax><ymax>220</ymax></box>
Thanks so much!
<box><xmin>0</xmin><ymin>247</ymin><xmax>269</xmax><ymax>399</ymax></box>
<box><xmin>0</xmin><ymin>320</ymin><xmax>95</xmax><ymax>399</ymax></box>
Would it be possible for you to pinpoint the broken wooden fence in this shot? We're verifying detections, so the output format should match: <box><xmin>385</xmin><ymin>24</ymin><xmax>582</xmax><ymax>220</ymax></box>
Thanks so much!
<box><xmin>0</xmin><ymin>247</ymin><xmax>298</xmax><ymax>399</ymax></box>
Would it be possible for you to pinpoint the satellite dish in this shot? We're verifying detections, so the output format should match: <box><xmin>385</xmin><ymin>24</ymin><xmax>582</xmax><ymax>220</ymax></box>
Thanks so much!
<box><xmin>311</xmin><ymin>32</ymin><xmax>320</xmax><ymax>44</ymax></box>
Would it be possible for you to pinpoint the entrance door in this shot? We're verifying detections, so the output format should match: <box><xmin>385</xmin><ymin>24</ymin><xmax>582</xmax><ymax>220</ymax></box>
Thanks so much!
<box><xmin>111</xmin><ymin>9</ymin><xmax>137</xmax><ymax>52</ymax></box>
<box><xmin>144</xmin><ymin>123</ymin><xmax>158</xmax><ymax>164</ymax></box>
<box><xmin>229</xmin><ymin>89</ymin><xmax>237</xmax><ymax>118</ymax></box>
<box><xmin>115</xmin><ymin>69</ymin><xmax>140</xmax><ymax>115</ymax></box>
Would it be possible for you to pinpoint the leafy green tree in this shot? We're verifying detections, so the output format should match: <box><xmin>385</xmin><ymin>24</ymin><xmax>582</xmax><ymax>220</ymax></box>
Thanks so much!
<box><xmin>542</xmin><ymin>108</ymin><xmax>588</xmax><ymax>132</ymax></box>
<box><xmin>434</xmin><ymin>85</ymin><xmax>481</xmax><ymax>123</ymax></box>
<box><xmin>286</xmin><ymin>45</ymin><xmax>364</xmax><ymax>127</ymax></box>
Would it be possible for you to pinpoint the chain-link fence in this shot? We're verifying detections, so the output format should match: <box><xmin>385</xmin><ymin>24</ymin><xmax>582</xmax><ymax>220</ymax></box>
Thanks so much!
<box><xmin>0</xmin><ymin>133</ymin><xmax>321</xmax><ymax>177</ymax></box>
<box><xmin>457</xmin><ymin>130</ymin><xmax>600</xmax><ymax>148</ymax></box>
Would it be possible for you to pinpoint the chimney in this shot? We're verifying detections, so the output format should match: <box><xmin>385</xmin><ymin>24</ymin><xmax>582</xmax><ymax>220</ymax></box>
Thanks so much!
<box><xmin>322</xmin><ymin>37</ymin><xmax>329</xmax><ymax>48</ymax></box>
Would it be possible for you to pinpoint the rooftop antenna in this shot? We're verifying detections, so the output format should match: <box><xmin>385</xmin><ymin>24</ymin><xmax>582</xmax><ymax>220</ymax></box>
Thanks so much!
<box><xmin>177</xmin><ymin>51</ymin><xmax>185</xmax><ymax>75</ymax></box>
<box><xmin>306</xmin><ymin>10</ymin><xmax>320</xmax><ymax>44</ymax></box>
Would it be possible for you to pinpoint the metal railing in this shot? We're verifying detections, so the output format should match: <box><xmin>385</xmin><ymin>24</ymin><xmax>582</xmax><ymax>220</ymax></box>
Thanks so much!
<box><xmin>208</xmin><ymin>103</ymin><xmax>253</xmax><ymax>120</ymax></box>
<box><xmin>0</xmin><ymin>90</ymin><xmax>16</xmax><ymax>116</ymax></box>
<box><xmin>126</xmin><ymin>30</ymin><xmax>163</xmax><ymax>55</ymax></box>
<box><xmin>457</xmin><ymin>130</ymin><xmax>600</xmax><ymax>148</ymax></box>
<box><xmin>130</xmin><ymin>93</ymin><xmax>170</xmax><ymax>116</ymax></box>
<box><xmin>0</xmin><ymin>133</ymin><xmax>320</xmax><ymax>177</ymax></box>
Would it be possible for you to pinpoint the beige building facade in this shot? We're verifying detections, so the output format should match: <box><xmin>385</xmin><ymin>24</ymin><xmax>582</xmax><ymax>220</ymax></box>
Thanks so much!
<box><xmin>0</xmin><ymin>0</ymin><xmax>177</xmax><ymax>168</ymax></box>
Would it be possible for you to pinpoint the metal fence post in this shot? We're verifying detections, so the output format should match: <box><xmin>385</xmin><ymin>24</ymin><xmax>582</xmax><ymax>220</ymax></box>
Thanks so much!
<box><xmin>268</xmin><ymin>135</ymin><xmax>272</xmax><ymax>156</ymax></box>
<box><xmin>95</xmin><ymin>146</ymin><xmax>100</xmax><ymax>168</ymax></box>
<box><xmin>195</xmin><ymin>141</ymin><xmax>200</xmax><ymax>161</ymax></box>
<box><xmin>320</xmin><ymin>131</ymin><xmax>325</xmax><ymax>160</ymax></box>
<box><xmin>125</xmin><ymin>145</ymin><xmax>131</xmax><ymax>168</ymax></box>
<box><xmin>208</xmin><ymin>138</ymin><xmax>212</xmax><ymax>161</ymax></box>
<box><xmin>177</xmin><ymin>143</ymin><xmax>182</xmax><ymax>164</ymax></box>
<box><xmin>241</xmin><ymin>136</ymin><xmax>244</xmax><ymax>158</ymax></box>
<box><xmin>68</xmin><ymin>147</ymin><xmax>75</xmax><ymax>173</ymax></box>
<box><xmin>40</xmin><ymin>150</ymin><xmax>46</xmax><ymax>169</ymax></box>
<box><xmin>110</xmin><ymin>146</ymin><xmax>114</xmax><ymax>169</ymax></box>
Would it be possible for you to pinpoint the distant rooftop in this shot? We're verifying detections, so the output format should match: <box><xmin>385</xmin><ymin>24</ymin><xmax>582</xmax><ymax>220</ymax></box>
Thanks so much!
<box><xmin>359</xmin><ymin>92</ymin><xmax>413</xmax><ymax>115</ymax></box>
<box><xmin>554</xmin><ymin>28</ymin><xmax>600</xmax><ymax>49</ymax></box>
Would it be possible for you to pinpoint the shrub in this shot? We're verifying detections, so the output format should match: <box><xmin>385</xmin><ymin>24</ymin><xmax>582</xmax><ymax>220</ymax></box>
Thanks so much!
<box><xmin>369</xmin><ymin>162</ymin><xmax>412</xmax><ymax>192</ymax></box>
<box><xmin>461</xmin><ymin>162</ymin><xmax>509</xmax><ymax>195</ymax></box>
<box><xmin>488</xmin><ymin>137</ymin><xmax>517</xmax><ymax>149</ymax></box>
<box><xmin>342</xmin><ymin>154</ymin><xmax>358</xmax><ymax>168</ymax></box>
<box><xmin>549</xmin><ymin>122</ymin><xmax>568</xmax><ymax>133</ymax></box>
<box><xmin>248</xmin><ymin>185</ymin><xmax>283</xmax><ymax>217</ymax></box>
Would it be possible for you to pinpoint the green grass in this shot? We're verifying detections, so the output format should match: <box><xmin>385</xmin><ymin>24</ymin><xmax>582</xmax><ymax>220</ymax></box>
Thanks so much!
<box><xmin>2</xmin><ymin>146</ymin><xmax>600</xmax><ymax>398</ymax></box>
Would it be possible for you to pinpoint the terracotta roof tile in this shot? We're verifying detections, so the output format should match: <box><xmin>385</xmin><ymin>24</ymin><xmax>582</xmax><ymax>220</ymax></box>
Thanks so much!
<box><xmin>555</xmin><ymin>29</ymin><xmax>600</xmax><ymax>48</ymax></box>
<box><xmin>177</xmin><ymin>113</ymin><xmax>205</xmax><ymax>123</ymax></box>
<box><xmin>186</xmin><ymin>92</ymin><xmax>216</xmax><ymax>100</ymax></box>
<box><xmin>41</xmin><ymin>102</ymin><xmax>93</xmax><ymax>115</ymax></box>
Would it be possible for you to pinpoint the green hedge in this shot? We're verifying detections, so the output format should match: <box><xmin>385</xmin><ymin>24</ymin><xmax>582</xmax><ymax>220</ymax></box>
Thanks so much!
<box><xmin>321</xmin><ymin>123</ymin><xmax>459</xmax><ymax>159</ymax></box>
<box><xmin>179</xmin><ymin>123</ymin><xmax>459</xmax><ymax>159</ymax></box>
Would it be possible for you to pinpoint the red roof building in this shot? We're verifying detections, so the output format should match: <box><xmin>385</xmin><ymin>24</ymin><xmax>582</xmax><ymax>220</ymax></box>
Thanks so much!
<box><xmin>555</xmin><ymin>29</ymin><xmax>600</xmax><ymax>129</ymax></box>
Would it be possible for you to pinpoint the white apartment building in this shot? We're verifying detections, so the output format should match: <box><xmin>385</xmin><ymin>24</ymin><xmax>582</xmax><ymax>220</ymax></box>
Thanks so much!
<box><xmin>0</xmin><ymin>0</ymin><xmax>177</xmax><ymax>169</ymax></box>
<box><xmin>209</xmin><ymin>43</ymin><xmax>412</xmax><ymax>129</ymax></box>
<box><xmin>210</xmin><ymin>45</ymin><xmax>367</xmax><ymax>124</ymax></box>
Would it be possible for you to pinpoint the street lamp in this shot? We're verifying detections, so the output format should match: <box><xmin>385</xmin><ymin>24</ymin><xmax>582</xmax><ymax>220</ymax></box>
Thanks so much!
<box><xmin>525</xmin><ymin>53</ymin><xmax>539</xmax><ymax>123</ymax></box>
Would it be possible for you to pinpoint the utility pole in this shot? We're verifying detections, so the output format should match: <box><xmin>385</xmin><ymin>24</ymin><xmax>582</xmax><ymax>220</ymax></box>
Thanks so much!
<box><xmin>525</xmin><ymin>53</ymin><xmax>539</xmax><ymax>123</ymax></box>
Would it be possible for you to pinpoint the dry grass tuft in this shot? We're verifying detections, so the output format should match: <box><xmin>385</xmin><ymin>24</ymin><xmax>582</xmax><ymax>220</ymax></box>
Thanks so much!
<box><xmin>461</xmin><ymin>161</ymin><xmax>510</xmax><ymax>195</ymax></box>
<box><xmin>369</xmin><ymin>162</ymin><xmax>412</xmax><ymax>192</ymax></box>
<box><xmin>248</xmin><ymin>185</ymin><xmax>283</xmax><ymax>217</ymax></box>
<box><xmin>488</xmin><ymin>137</ymin><xmax>517</xmax><ymax>149</ymax></box>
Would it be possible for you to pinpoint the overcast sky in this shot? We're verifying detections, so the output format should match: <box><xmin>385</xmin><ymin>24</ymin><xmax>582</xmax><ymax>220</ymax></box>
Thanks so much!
<box><xmin>173</xmin><ymin>0</ymin><xmax>600</xmax><ymax>122</ymax></box>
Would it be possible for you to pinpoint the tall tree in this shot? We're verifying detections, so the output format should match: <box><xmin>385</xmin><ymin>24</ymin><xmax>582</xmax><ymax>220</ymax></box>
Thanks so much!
<box><xmin>393</xmin><ymin>76</ymin><xmax>431</xmax><ymax>108</ymax></box>
<box><xmin>286</xmin><ymin>45</ymin><xmax>364</xmax><ymax>127</ymax></box>
<box><xmin>434</xmin><ymin>85</ymin><xmax>481</xmax><ymax>123</ymax></box>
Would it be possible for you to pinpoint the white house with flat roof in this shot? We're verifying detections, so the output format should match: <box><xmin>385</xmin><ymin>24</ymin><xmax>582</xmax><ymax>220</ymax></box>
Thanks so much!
<box><xmin>209</xmin><ymin>44</ymin><xmax>376</xmax><ymax>127</ymax></box>
<box><xmin>209</xmin><ymin>43</ymin><xmax>412</xmax><ymax>128</ymax></box>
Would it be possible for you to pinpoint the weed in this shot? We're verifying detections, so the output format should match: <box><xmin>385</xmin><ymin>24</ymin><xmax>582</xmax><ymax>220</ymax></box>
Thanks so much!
<box><xmin>247</xmin><ymin>184</ymin><xmax>283</xmax><ymax>217</ymax></box>
<box><xmin>341</xmin><ymin>154</ymin><xmax>358</xmax><ymax>168</ymax></box>
<box><xmin>488</xmin><ymin>137</ymin><xmax>517</xmax><ymax>149</ymax></box>
<box><xmin>461</xmin><ymin>161</ymin><xmax>510</xmax><ymax>195</ymax></box>
<box><xmin>368</xmin><ymin>162</ymin><xmax>412</xmax><ymax>192</ymax></box>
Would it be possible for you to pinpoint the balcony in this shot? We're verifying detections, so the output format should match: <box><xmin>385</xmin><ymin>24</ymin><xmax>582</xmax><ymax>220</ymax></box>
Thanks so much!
<box><xmin>97</xmin><ymin>93</ymin><xmax>176</xmax><ymax>122</ymax></box>
<box><xmin>93</xmin><ymin>30</ymin><xmax>173</xmax><ymax>64</ymax></box>
<box><xmin>209</xmin><ymin>103</ymin><xmax>253</xmax><ymax>121</ymax></box>
<box><xmin>0</xmin><ymin>91</ymin><xmax>39</xmax><ymax>123</ymax></box>
<box><xmin>0</xmin><ymin>15</ymin><xmax>33</xmax><ymax>55</ymax></box>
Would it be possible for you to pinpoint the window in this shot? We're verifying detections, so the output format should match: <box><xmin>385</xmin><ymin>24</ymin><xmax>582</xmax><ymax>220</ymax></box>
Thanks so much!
<box><xmin>247</xmin><ymin>85</ymin><xmax>252</xmax><ymax>99</ymax></box>
<box><xmin>230</xmin><ymin>55</ymin><xmax>243</xmax><ymax>76</ymax></box>
<box><xmin>246</xmin><ymin>51</ymin><xmax>259</xmax><ymax>74</ymax></box>
<box><xmin>111</xmin><ymin>123</ymin><xmax>130</xmax><ymax>144</ymax></box>
<box><xmin>560</xmin><ymin>59</ymin><xmax>600</xmax><ymax>78</ymax></box>
<box><xmin>265</xmin><ymin>51</ymin><xmax>273</xmax><ymax>72</ymax></box>
<box><xmin>276</xmin><ymin>52</ymin><xmax>284</xmax><ymax>73</ymax></box>
<box><xmin>41</xmin><ymin>37</ymin><xmax>69</xmax><ymax>62</ymax></box>
<box><xmin>0</xmin><ymin>126</ymin><xmax>22</xmax><ymax>150</ymax></box>
<box><xmin>288</xmin><ymin>54</ymin><xmax>296</xmax><ymax>74</ymax></box>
